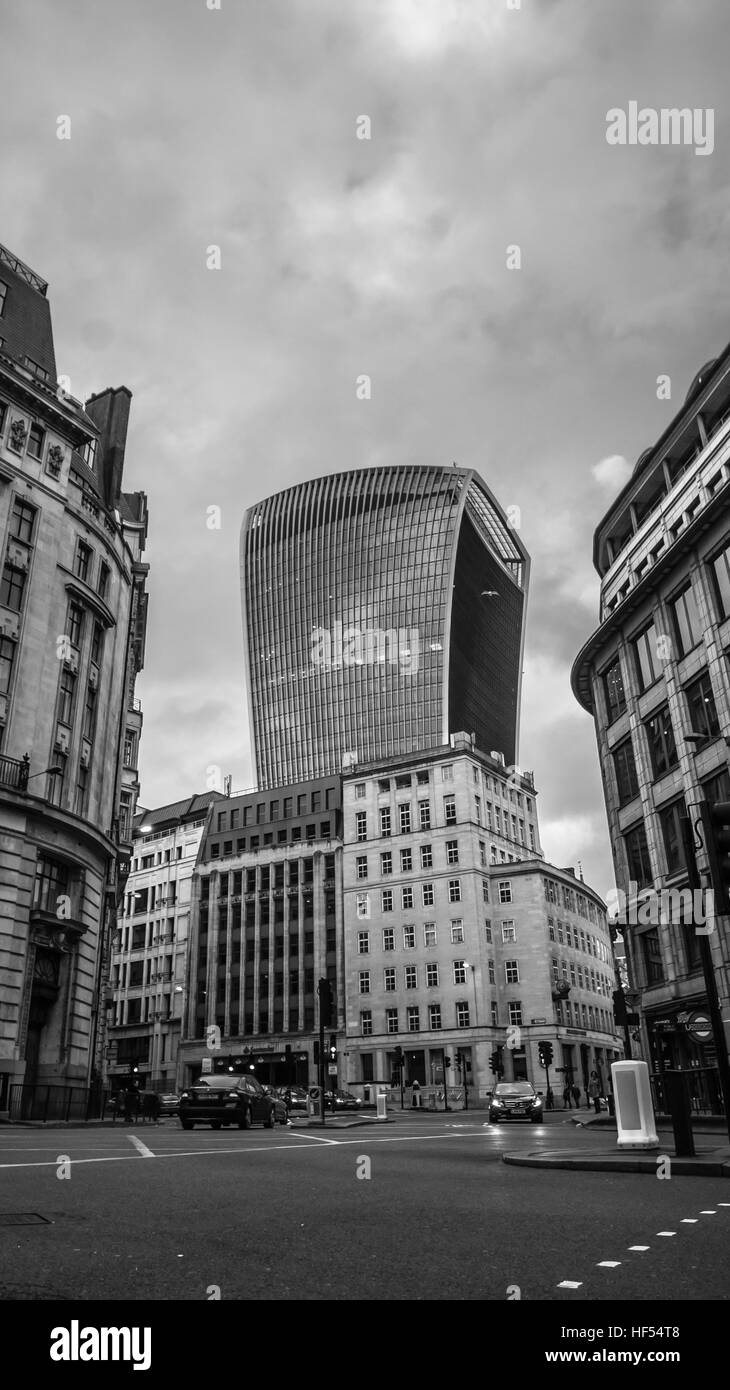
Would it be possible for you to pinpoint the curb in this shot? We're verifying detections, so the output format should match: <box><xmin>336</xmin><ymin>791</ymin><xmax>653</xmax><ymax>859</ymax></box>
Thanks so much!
<box><xmin>503</xmin><ymin>1149</ymin><xmax>730</xmax><ymax>1178</ymax></box>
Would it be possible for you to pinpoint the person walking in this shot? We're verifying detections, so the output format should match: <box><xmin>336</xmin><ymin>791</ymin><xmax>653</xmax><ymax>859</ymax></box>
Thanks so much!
<box><xmin>571</xmin><ymin>1083</ymin><xmax>581</xmax><ymax>1108</ymax></box>
<box><xmin>588</xmin><ymin>1071</ymin><xmax>602</xmax><ymax>1115</ymax></box>
<box><xmin>562</xmin><ymin>1084</ymin><xmax>572</xmax><ymax>1110</ymax></box>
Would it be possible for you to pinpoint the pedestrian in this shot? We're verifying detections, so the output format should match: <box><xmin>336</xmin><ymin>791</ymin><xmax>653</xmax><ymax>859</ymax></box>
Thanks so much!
<box><xmin>562</xmin><ymin>1084</ymin><xmax>572</xmax><ymax>1110</ymax></box>
<box><xmin>123</xmin><ymin>1088</ymin><xmax>134</xmax><ymax>1123</ymax></box>
<box><xmin>588</xmin><ymin>1071</ymin><xmax>602</xmax><ymax>1115</ymax></box>
<box><xmin>571</xmin><ymin>1083</ymin><xmax>580</xmax><ymax>1108</ymax></box>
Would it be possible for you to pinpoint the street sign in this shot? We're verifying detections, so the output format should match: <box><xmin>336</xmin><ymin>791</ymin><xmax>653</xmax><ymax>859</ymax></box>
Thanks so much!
<box><xmin>328</xmin><ymin>1064</ymin><xmax>338</xmax><ymax>1076</ymax></box>
<box><xmin>685</xmin><ymin>1010</ymin><xmax>713</xmax><ymax>1041</ymax></box>
<box><xmin>308</xmin><ymin>1086</ymin><xmax>321</xmax><ymax>1101</ymax></box>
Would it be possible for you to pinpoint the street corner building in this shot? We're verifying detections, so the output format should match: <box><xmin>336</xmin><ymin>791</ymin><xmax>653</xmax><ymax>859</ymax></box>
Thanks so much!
<box><xmin>572</xmin><ymin>346</ymin><xmax>730</xmax><ymax>1112</ymax></box>
<box><xmin>0</xmin><ymin>242</ymin><xmax>149</xmax><ymax>1117</ymax></box>
<box><xmin>239</xmin><ymin>465</ymin><xmax>530</xmax><ymax>789</ymax></box>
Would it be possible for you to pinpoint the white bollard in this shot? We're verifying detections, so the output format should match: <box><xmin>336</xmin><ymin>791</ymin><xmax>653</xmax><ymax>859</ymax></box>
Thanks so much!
<box><xmin>611</xmin><ymin>1060</ymin><xmax>659</xmax><ymax>1149</ymax></box>
<box><xmin>376</xmin><ymin>1089</ymin><xmax>387</xmax><ymax>1120</ymax></box>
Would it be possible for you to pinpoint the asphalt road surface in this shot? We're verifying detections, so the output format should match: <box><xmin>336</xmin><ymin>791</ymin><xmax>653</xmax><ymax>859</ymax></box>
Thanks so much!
<box><xmin>1</xmin><ymin>1111</ymin><xmax>728</xmax><ymax>1302</ymax></box>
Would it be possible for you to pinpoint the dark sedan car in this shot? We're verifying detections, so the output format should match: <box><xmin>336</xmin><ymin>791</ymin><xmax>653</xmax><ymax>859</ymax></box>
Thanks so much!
<box><xmin>178</xmin><ymin>1075</ymin><xmax>277</xmax><ymax>1131</ymax></box>
<box><xmin>261</xmin><ymin>1086</ymin><xmax>290</xmax><ymax>1125</ymax></box>
<box><xmin>324</xmin><ymin>1089</ymin><xmax>363</xmax><ymax>1110</ymax></box>
<box><xmin>488</xmin><ymin>1081</ymin><xmax>543</xmax><ymax>1124</ymax></box>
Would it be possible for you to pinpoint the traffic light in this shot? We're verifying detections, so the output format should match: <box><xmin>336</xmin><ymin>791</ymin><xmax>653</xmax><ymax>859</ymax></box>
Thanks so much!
<box><xmin>329</xmin><ymin>1033</ymin><xmax>337</xmax><ymax>1061</ymax></box>
<box><xmin>490</xmin><ymin>1050</ymin><xmax>500</xmax><ymax>1074</ymax></box>
<box><xmin>313</xmin><ymin>1039</ymin><xmax>320</xmax><ymax>1066</ymax></box>
<box><xmin>538</xmin><ymin>1040</ymin><xmax>554</xmax><ymax>1068</ymax></box>
<box><xmin>444</xmin><ymin>1055</ymin><xmax>452</xmax><ymax>1068</ymax></box>
<box><xmin>318</xmin><ymin>976</ymin><xmax>334</xmax><ymax>1027</ymax></box>
<box><xmin>700</xmin><ymin>800</ymin><xmax>730</xmax><ymax>915</ymax></box>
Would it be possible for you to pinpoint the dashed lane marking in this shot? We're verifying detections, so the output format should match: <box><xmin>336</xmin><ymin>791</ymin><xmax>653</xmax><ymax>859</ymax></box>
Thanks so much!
<box><xmin>656</xmin><ymin>1231</ymin><xmax>676</xmax><ymax>1236</ymax></box>
<box><xmin>128</xmin><ymin>1135</ymin><xmax>155</xmax><ymax>1158</ymax></box>
<box><xmin>628</xmin><ymin>1246</ymin><xmax>650</xmax><ymax>1251</ymax></box>
<box><xmin>557</xmin><ymin>1280</ymin><xmax>582</xmax><ymax>1289</ymax></box>
<box><xmin>597</xmin><ymin>1261</ymin><xmax>621</xmax><ymax>1268</ymax></box>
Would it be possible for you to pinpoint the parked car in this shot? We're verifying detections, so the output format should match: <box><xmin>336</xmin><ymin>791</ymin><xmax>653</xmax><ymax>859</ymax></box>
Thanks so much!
<box><xmin>156</xmin><ymin>1093</ymin><xmax>180</xmax><ymax>1116</ymax></box>
<box><xmin>280</xmin><ymin>1085</ymin><xmax>309</xmax><ymax>1111</ymax></box>
<box><xmin>178</xmin><ymin>1075</ymin><xmax>277</xmax><ymax>1131</ymax></box>
<box><xmin>488</xmin><ymin>1081</ymin><xmax>543</xmax><ymax>1124</ymax></box>
<box><xmin>324</xmin><ymin>1089</ymin><xmax>363</xmax><ymax>1110</ymax></box>
<box><xmin>261</xmin><ymin>1086</ymin><xmax>290</xmax><ymax>1125</ymax></box>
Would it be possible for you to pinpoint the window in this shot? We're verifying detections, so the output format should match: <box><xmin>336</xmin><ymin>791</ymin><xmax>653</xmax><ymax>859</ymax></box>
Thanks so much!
<box><xmin>641</xmin><ymin>928</ymin><xmax>664</xmax><ymax>985</ymax></box>
<box><xmin>446</xmin><ymin>839</ymin><xmax>459</xmax><ymax>865</ymax></box>
<box><xmin>501</xmin><ymin>920</ymin><xmax>516</xmax><ymax>943</ymax></box>
<box><xmin>444</xmin><ymin>796</ymin><xmax>456</xmax><ymax>825</ymax></box>
<box><xmin>97</xmin><ymin>561</ymin><xmax>110</xmax><ymax>602</ymax></box>
<box><xmin>355</xmin><ymin>812</ymin><xmax>367</xmax><ymax>842</ymax></box>
<box><xmin>381</xmin><ymin>890</ymin><xmax>393</xmax><ymax>912</ymax></box>
<box><xmin>359</xmin><ymin>971</ymin><xmax>371</xmax><ymax>994</ymax></box>
<box><xmin>419</xmin><ymin>800</ymin><xmax>431</xmax><ymax>829</ymax></box>
<box><xmin>403</xmin><ymin>925</ymin><xmax>415</xmax><ymax>949</ymax></box>
<box><xmin>406</xmin><ymin>1005</ymin><xmax>419</xmax><ymax>1032</ymax></box>
<box><xmin>386</xmin><ymin>1009</ymin><xmax>399</xmax><ymax>1034</ymax></box>
<box><xmin>0</xmin><ymin>562</ymin><xmax>25</xmax><ymax>612</ymax></box>
<box><xmin>450</xmin><ymin>920</ymin><xmax>464</xmax><ymax>944</ymax></box>
<box><xmin>381</xmin><ymin>852</ymin><xmax>392</xmax><ymax>875</ymax></box>
<box><xmin>378</xmin><ymin>779</ymin><xmax>390</xmax><ymax>793</ymax></box>
<box><xmin>659</xmin><ymin>799</ymin><xmax>687</xmax><ymax>876</ymax></box>
<box><xmin>422</xmin><ymin>883</ymin><xmax>434</xmax><ymax>907</ymax></box>
<box><xmin>488</xmin><ymin>958</ymin><xmax>495</xmax><ymax>983</ymax></box>
<box><xmin>383</xmin><ymin>928</ymin><xmax>395</xmax><ymax>951</ymax></box>
<box><xmin>33</xmin><ymin>854</ymin><xmax>70</xmax><ymax>913</ymax></box>
<box><xmin>356</xmin><ymin>855</ymin><xmax>367</xmax><ymax>880</ymax></box>
<box><xmin>603</xmin><ymin>657</ymin><xmax>626</xmax><ymax>720</ymax></box>
<box><xmin>402</xmin><ymin>887</ymin><xmax>414</xmax><ymax>910</ymax></box>
<box><xmin>711</xmin><ymin>541</ymin><xmax>730</xmax><ymax>620</ymax></box>
<box><xmin>613</xmin><ymin>737</ymin><xmax>639</xmax><ymax>804</ymax></box>
<box><xmin>75</xmin><ymin>540</ymin><xmax>92</xmax><ymax>583</ymax></box>
<box><xmin>426</xmin><ymin>962</ymin><xmax>439</xmax><ymax>987</ymax></box>
<box><xmin>27</xmin><ymin>422</ymin><xmax>45</xmax><ymax>460</ymax></box>
<box><xmin>508</xmin><ymin>1001</ymin><xmax>522</xmax><ymax>1026</ymax></box>
<box><xmin>82</xmin><ymin>684</ymin><xmax>97</xmax><ymax>742</ymax></box>
<box><xmin>645</xmin><ymin>705</ymin><xmax>678</xmax><ymax>779</ymax></box>
<box><xmin>474</xmin><ymin>794</ymin><xmax>482</xmax><ymax>825</ymax></box>
<box><xmin>625</xmin><ymin>821</ymin><xmax>652</xmax><ymax>887</ymax></box>
<box><xmin>448</xmin><ymin>879</ymin><xmax>461</xmax><ymax>903</ymax></box>
<box><xmin>429</xmin><ymin>1003</ymin><xmax>442</xmax><ymax>1029</ymax></box>
<box><xmin>399</xmin><ymin>804</ymin><xmax>411</xmax><ymax>834</ymax></box>
<box><xmin>0</xmin><ymin>633</ymin><xmax>15</xmax><ymax>694</ymax></box>
<box><xmin>685</xmin><ymin>671</ymin><xmax>720</xmax><ymax>742</ymax></box>
<box><xmin>633</xmin><ymin>621</ymin><xmax>659</xmax><ymax>691</ymax></box>
<box><xmin>505</xmin><ymin>960</ymin><xmax>519</xmax><ymax>984</ymax></box>
<box><xmin>361</xmin><ymin>1011</ymin><xmax>373</xmax><ymax>1036</ymax></box>
<box><xmin>380</xmin><ymin>807</ymin><xmax>391</xmax><ymax>837</ymax></box>
<box><xmin>58</xmin><ymin>668</ymin><xmax>76</xmax><ymax>725</ymax></box>
<box><xmin>423</xmin><ymin>924</ymin><xmax>437</xmax><ymax>948</ymax></box>
<box><xmin>400</xmin><ymin>848</ymin><xmax>412</xmax><ymax>872</ymax></box>
<box><xmin>420</xmin><ymin>844</ymin><xmax>432</xmax><ymax>869</ymax></box>
<box><xmin>384</xmin><ymin>967</ymin><xmax>397</xmax><ymax>992</ymax></box>
<box><xmin>498</xmin><ymin>880</ymin><xmax>512</xmax><ymax>904</ymax></box>
<box><xmin>671</xmin><ymin>583</ymin><xmax>701</xmax><ymax>657</ymax></box>
<box><xmin>548</xmin><ymin>919</ymin><xmax>555</xmax><ymax>942</ymax></box>
<box><xmin>490</xmin><ymin>1000</ymin><xmax>498</xmax><ymax>1026</ymax></box>
<box><xmin>356</xmin><ymin>894</ymin><xmax>369</xmax><ymax>920</ymax></box>
<box><xmin>456</xmin><ymin>1002</ymin><xmax>470</xmax><ymax>1028</ymax></box>
<box><xmin>442</xmin><ymin>764</ymin><xmax>453</xmax><ymax>781</ymax></box>
<box><xmin>453</xmin><ymin>960</ymin><xmax>466</xmax><ymax>985</ymax></box>
<box><xmin>355</xmin><ymin>782</ymin><xmax>366</xmax><ymax>799</ymax></box>
<box><xmin>485</xmin><ymin>919</ymin><xmax>492</xmax><ymax>943</ymax></box>
<box><xmin>358</xmin><ymin>931</ymin><xmax>369</xmax><ymax>953</ymax></box>
<box><xmin>405</xmin><ymin>966</ymin><xmax>418</xmax><ymax>989</ymax></box>
<box><xmin>0</xmin><ymin>281</ymin><xmax>6</xmax><ymax>315</ymax></box>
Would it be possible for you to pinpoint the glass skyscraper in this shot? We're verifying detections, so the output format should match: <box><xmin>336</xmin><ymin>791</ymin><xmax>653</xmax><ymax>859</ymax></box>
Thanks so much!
<box><xmin>240</xmin><ymin>465</ymin><xmax>530</xmax><ymax>787</ymax></box>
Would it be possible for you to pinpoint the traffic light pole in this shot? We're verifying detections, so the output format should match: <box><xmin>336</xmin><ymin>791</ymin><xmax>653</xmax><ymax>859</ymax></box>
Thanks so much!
<box><xmin>681</xmin><ymin>811</ymin><xmax>730</xmax><ymax>1144</ymax></box>
<box><xmin>318</xmin><ymin>1009</ymin><xmax>326</xmax><ymax>1128</ymax></box>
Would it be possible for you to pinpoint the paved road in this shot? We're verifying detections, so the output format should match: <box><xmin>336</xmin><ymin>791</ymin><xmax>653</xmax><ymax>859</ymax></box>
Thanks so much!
<box><xmin>1</xmin><ymin>1111</ymin><xmax>728</xmax><ymax>1301</ymax></box>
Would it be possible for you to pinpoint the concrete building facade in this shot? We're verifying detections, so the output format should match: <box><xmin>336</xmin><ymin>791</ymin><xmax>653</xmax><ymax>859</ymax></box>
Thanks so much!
<box><xmin>341</xmin><ymin>735</ymin><xmax>620</xmax><ymax>1102</ymax></box>
<box><xmin>106</xmin><ymin>794</ymin><xmax>225</xmax><ymax>1095</ymax></box>
<box><xmin>0</xmin><ymin>242</ymin><xmax>149</xmax><ymax>1113</ymax></box>
<box><xmin>572</xmin><ymin>346</ymin><xmax>730</xmax><ymax>1112</ymax></box>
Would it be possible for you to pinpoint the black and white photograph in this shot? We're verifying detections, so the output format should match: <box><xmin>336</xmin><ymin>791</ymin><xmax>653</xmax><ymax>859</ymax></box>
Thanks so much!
<box><xmin>0</xmin><ymin>0</ymin><xmax>728</xmax><ymax>1360</ymax></box>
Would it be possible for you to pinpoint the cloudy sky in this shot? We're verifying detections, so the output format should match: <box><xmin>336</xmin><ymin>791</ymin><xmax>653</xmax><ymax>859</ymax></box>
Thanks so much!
<box><xmin>3</xmin><ymin>0</ymin><xmax>729</xmax><ymax>899</ymax></box>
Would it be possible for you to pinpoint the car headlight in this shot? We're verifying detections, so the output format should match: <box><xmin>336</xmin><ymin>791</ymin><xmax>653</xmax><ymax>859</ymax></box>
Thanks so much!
<box><xmin>491</xmin><ymin>1100</ymin><xmax>503</xmax><ymax>1108</ymax></box>
<box><xmin>228</xmin><ymin>1091</ymin><xmax>240</xmax><ymax>1100</ymax></box>
<box><xmin>180</xmin><ymin>1091</ymin><xmax>190</xmax><ymax>1101</ymax></box>
<box><xmin>532</xmin><ymin>1099</ymin><xmax>542</xmax><ymax>1107</ymax></box>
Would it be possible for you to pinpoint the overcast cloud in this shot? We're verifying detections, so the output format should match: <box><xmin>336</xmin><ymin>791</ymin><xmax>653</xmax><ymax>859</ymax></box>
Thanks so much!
<box><xmin>2</xmin><ymin>0</ymin><xmax>729</xmax><ymax>900</ymax></box>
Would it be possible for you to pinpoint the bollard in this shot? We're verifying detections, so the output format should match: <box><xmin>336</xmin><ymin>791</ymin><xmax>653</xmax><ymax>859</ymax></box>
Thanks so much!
<box><xmin>611</xmin><ymin>1060</ymin><xmax>659</xmax><ymax>1149</ymax></box>
<box><xmin>376</xmin><ymin>1090</ymin><xmax>387</xmax><ymax>1120</ymax></box>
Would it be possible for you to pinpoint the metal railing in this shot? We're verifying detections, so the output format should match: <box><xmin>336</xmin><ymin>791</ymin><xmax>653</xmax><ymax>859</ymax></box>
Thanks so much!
<box><xmin>7</xmin><ymin>1083</ymin><xmax>108</xmax><ymax>1122</ymax></box>
<box><xmin>0</xmin><ymin>751</ymin><xmax>29</xmax><ymax>791</ymax></box>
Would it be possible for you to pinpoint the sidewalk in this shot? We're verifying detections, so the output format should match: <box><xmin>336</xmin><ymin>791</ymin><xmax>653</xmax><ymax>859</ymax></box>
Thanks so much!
<box><xmin>504</xmin><ymin>1116</ymin><xmax>730</xmax><ymax>1178</ymax></box>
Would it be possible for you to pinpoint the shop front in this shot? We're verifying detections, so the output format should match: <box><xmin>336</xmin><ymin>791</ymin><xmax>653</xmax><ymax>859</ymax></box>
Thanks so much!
<box><xmin>645</xmin><ymin>1001</ymin><xmax>724</xmax><ymax>1115</ymax></box>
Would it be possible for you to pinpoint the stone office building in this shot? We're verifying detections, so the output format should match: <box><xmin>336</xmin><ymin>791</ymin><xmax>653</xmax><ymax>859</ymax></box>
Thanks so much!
<box><xmin>572</xmin><ymin>347</ymin><xmax>730</xmax><ymax>1110</ymax></box>
<box><xmin>341</xmin><ymin>735</ymin><xmax>621</xmax><ymax>1100</ymax></box>
<box><xmin>177</xmin><ymin>778</ymin><xmax>343</xmax><ymax>1089</ymax></box>
<box><xmin>0</xmin><ymin>242</ymin><xmax>149</xmax><ymax>1112</ymax></box>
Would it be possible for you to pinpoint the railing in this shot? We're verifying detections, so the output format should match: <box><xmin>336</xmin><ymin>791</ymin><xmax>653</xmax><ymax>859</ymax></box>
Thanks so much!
<box><xmin>0</xmin><ymin>751</ymin><xmax>29</xmax><ymax>791</ymax></box>
<box><xmin>7</xmin><ymin>1083</ymin><xmax>108</xmax><ymax>1122</ymax></box>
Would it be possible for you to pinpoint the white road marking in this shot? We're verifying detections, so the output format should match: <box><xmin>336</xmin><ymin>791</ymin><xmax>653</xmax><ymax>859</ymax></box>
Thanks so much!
<box><xmin>628</xmin><ymin>1246</ymin><xmax>649</xmax><ymax>1251</ymax></box>
<box><xmin>656</xmin><ymin>1231</ymin><xmax>676</xmax><ymax>1236</ymax></box>
<box><xmin>128</xmin><ymin>1135</ymin><xmax>155</xmax><ymax>1158</ymax></box>
<box><xmin>294</xmin><ymin>1131</ymin><xmax>339</xmax><ymax>1145</ymax></box>
<box><xmin>700</xmin><ymin>1210</ymin><xmax>717</xmax><ymax>1215</ymax></box>
<box><xmin>681</xmin><ymin>1219</ymin><xmax>698</xmax><ymax>1223</ymax></box>
<box><xmin>557</xmin><ymin>1280</ymin><xmax>582</xmax><ymax>1289</ymax></box>
<box><xmin>597</xmin><ymin>1261</ymin><xmax>621</xmax><ymax>1268</ymax></box>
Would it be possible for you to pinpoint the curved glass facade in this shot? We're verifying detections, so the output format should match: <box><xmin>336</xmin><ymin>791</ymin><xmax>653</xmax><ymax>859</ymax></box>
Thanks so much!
<box><xmin>240</xmin><ymin>466</ymin><xmax>529</xmax><ymax>787</ymax></box>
